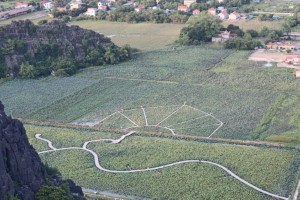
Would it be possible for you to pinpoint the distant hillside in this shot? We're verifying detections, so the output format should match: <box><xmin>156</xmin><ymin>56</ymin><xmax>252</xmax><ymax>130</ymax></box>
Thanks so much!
<box><xmin>0</xmin><ymin>20</ymin><xmax>132</xmax><ymax>78</ymax></box>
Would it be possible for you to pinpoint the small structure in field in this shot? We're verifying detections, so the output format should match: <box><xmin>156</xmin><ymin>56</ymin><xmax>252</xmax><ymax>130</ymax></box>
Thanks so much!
<box><xmin>41</xmin><ymin>1</ymin><xmax>53</xmax><ymax>10</ymax></box>
<box><xmin>55</xmin><ymin>7</ymin><xmax>66</xmax><ymax>11</ymax></box>
<box><xmin>212</xmin><ymin>31</ymin><xmax>236</xmax><ymax>43</ymax></box>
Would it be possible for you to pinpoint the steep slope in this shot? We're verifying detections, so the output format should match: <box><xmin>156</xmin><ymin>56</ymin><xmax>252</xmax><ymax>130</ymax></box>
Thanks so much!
<box><xmin>0</xmin><ymin>101</ymin><xmax>84</xmax><ymax>199</ymax></box>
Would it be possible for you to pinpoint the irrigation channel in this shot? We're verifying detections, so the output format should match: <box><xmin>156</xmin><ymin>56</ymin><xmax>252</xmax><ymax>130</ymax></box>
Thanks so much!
<box><xmin>36</xmin><ymin>132</ymin><xmax>289</xmax><ymax>200</ymax></box>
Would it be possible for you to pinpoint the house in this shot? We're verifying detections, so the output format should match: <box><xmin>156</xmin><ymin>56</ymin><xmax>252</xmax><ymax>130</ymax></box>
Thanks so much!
<box><xmin>98</xmin><ymin>0</ymin><xmax>110</xmax><ymax>7</ymax></box>
<box><xmin>266</xmin><ymin>42</ymin><xmax>300</xmax><ymax>51</ymax></box>
<box><xmin>212</xmin><ymin>31</ymin><xmax>236</xmax><ymax>43</ymax></box>
<box><xmin>218</xmin><ymin>9</ymin><xmax>228</xmax><ymax>20</ymax></box>
<box><xmin>252</xmin><ymin>0</ymin><xmax>261</xmax><ymax>2</ymax></box>
<box><xmin>218</xmin><ymin>0</ymin><xmax>225</xmax><ymax>3</ymax></box>
<box><xmin>70</xmin><ymin>2</ymin><xmax>82</xmax><ymax>10</ymax></box>
<box><xmin>183</xmin><ymin>0</ymin><xmax>196</xmax><ymax>7</ymax></box>
<box><xmin>208</xmin><ymin>7</ymin><xmax>216</xmax><ymax>15</ymax></box>
<box><xmin>229</xmin><ymin>11</ymin><xmax>240</xmax><ymax>20</ymax></box>
<box><xmin>193</xmin><ymin>9</ymin><xmax>200</xmax><ymax>16</ymax></box>
<box><xmin>55</xmin><ymin>7</ymin><xmax>66</xmax><ymax>11</ymax></box>
<box><xmin>41</xmin><ymin>1</ymin><xmax>53</xmax><ymax>10</ymax></box>
<box><xmin>285</xmin><ymin>55</ymin><xmax>300</xmax><ymax>65</ymax></box>
<box><xmin>15</xmin><ymin>2</ymin><xmax>28</xmax><ymax>9</ymax></box>
<box><xmin>85</xmin><ymin>7</ymin><xmax>97</xmax><ymax>16</ymax></box>
<box><xmin>178</xmin><ymin>5</ymin><xmax>189</xmax><ymax>12</ymax></box>
<box><xmin>240</xmin><ymin>13</ymin><xmax>249</xmax><ymax>20</ymax></box>
<box><xmin>135</xmin><ymin>4</ymin><xmax>144</xmax><ymax>12</ymax></box>
<box><xmin>99</xmin><ymin>5</ymin><xmax>108</xmax><ymax>11</ymax></box>
<box><xmin>217</xmin><ymin>6</ymin><xmax>224</xmax><ymax>12</ymax></box>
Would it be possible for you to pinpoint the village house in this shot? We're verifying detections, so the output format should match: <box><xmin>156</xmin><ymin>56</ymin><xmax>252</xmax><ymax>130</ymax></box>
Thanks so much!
<box><xmin>193</xmin><ymin>9</ymin><xmax>200</xmax><ymax>16</ymax></box>
<box><xmin>98</xmin><ymin>0</ymin><xmax>111</xmax><ymax>7</ymax></box>
<box><xmin>55</xmin><ymin>7</ymin><xmax>66</xmax><ymax>11</ymax></box>
<box><xmin>208</xmin><ymin>7</ymin><xmax>216</xmax><ymax>15</ymax></box>
<box><xmin>85</xmin><ymin>7</ymin><xmax>97</xmax><ymax>16</ymax></box>
<box><xmin>70</xmin><ymin>2</ymin><xmax>83</xmax><ymax>10</ymax></box>
<box><xmin>229</xmin><ymin>11</ymin><xmax>240</xmax><ymax>20</ymax></box>
<box><xmin>183</xmin><ymin>0</ymin><xmax>196</xmax><ymax>7</ymax></box>
<box><xmin>285</xmin><ymin>55</ymin><xmax>300</xmax><ymax>65</ymax></box>
<box><xmin>98</xmin><ymin>5</ymin><xmax>108</xmax><ymax>11</ymax></box>
<box><xmin>135</xmin><ymin>4</ymin><xmax>145</xmax><ymax>12</ymax></box>
<box><xmin>212</xmin><ymin>31</ymin><xmax>236</xmax><ymax>43</ymax></box>
<box><xmin>218</xmin><ymin>9</ymin><xmax>228</xmax><ymax>20</ymax></box>
<box><xmin>266</xmin><ymin>42</ymin><xmax>300</xmax><ymax>51</ymax></box>
<box><xmin>41</xmin><ymin>1</ymin><xmax>53</xmax><ymax>10</ymax></box>
<box><xmin>15</xmin><ymin>2</ymin><xmax>28</xmax><ymax>9</ymax></box>
<box><xmin>239</xmin><ymin>13</ymin><xmax>249</xmax><ymax>20</ymax></box>
<box><xmin>218</xmin><ymin>0</ymin><xmax>225</xmax><ymax>3</ymax></box>
<box><xmin>178</xmin><ymin>5</ymin><xmax>189</xmax><ymax>12</ymax></box>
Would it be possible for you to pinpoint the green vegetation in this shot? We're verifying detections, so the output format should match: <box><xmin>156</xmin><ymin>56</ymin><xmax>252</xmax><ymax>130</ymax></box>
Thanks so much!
<box><xmin>26</xmin><ymin>125</ymin><xmax>300</xmax><ymax>199</ymax></box>
<box><xmin>2</xmin><ymin>46</ymin><xmax>300</xmax><ymax>141</ymax></box>
<box><xmin>36</xmin><ymin>184</ymin><xmax>75</xmax><ymax>200</ymax></box>
<box><xmin>0</xmin><ymin>20</ymin><xmax>132</xmax><ymax>79</ymax></box>
<box><xmin>68</xmin><ymin>21</ymin><xmax>184</xmax><ymax>51</ymax></box>
<box><xmin>178</xmin><ymin>13</ymin><xmax>222</xmax><ymax>45</ymax></box>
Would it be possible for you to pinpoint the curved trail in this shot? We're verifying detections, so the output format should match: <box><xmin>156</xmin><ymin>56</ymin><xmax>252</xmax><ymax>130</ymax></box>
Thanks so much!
<box><xmin>35</xmin><ymin>133</ymin><xmax>288</xmax><ymax>200</ymax></box>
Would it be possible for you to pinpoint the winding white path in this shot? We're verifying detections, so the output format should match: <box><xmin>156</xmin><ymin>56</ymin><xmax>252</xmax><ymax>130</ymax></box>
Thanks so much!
<box><xmin>35</xmin><ymin>133</ymin><xmax>288</xmax><ymax>200</ymax></box>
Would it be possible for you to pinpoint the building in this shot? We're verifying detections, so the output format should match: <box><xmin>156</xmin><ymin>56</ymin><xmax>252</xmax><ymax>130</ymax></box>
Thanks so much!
<box><xmin>184</xmin><ymin>0</ymin><xmax>196</xmax><ymax>7</ymax></box>
<box><xmin>70</xmin><ymin>2</ymin><xmax>83</xmax><ymax>10</ymax></box>
<box><xmin>98</xmin><ymin>0</ymin><xmax>110</xmax><ymax>7</ymax></box>
<box><xmin>229</xmin><ymin>11</ymin><xmax>240</xmax><ymax>20</ymax></box>
<box><xmin>85</xmin><ymin>8</ymin><xmax>97</xmax><ymax>16</ymax></box>
<box><xmin>266</xmin><ymin>42</ymin><xmax>300</xmax><ymax>51</ymax></box>
<box><xmin>41</xmin><ymin>1</ymin><xmax>53</xmax><ymax>10</ymax></box>
<box><xmin>239</xmin><ymin>13</ymin><xmax>249</xmax><ymax>20</ymax></box>
<box><xmin>15</xmin><ymin>2</ymin><xmax>28</xmax><ymax>9</ymax></box>
<box><xmin>218</xmin><ymin>9</ymin><xmax>228</xmax><ymax>20</ymax></box>
<box><xmin>212</xmin><ymin>31</ymin><xmax>236</xmax><ymax>43</ymax></box>
<box><xmin>208</xmin><ymin>7</ymin><xmax>216</xmax><ymax>15</ymax></box>
<box><xmin>178</xmin><ymin>5</ymin><xmax>189</xmax><ymax>12</ymax></box>
<box><xmin>135</xmin><ymin>4</ymin><xmax>145</xmax><ymax>12</ymax></box>
<box><xmin>98</xmin><ymin>5</ymin><xmax>108</xmax><ymax>11</ymax></box>
<box><xmin>55</xmin><ymin>7</ymin><xmax>66</xmax><ymax>11</ymax></box>
<box><xmin>218</xmin><ymin>0</ymin><xmax>225</xmax><ymax>3</ymax></box>
<box><xmin>285</xmin><ymin>55</ymin><xmax>300</xmax><ymax>65</ymax></box>
<box><xmin>192</xmin><ymin>9</ymin><xmax>200</xmax><ymax>16</ymax></box>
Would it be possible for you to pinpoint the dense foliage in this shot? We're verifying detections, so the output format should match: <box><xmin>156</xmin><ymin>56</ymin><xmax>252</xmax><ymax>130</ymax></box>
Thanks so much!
<box><xmin>0</xmin><ymin>20</ymin><xmax>132</xmax><ymax>79</ymax></box>
<box><xmin>178</xmin><ymin>13</ymin><xmax>222</xmax><ymax>44</ymax></box>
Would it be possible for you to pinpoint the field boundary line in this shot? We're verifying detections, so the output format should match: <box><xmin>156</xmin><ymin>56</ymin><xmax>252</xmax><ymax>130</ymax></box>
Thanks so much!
<box><xmin>36</xmin><ymin>133</ymin><xmax>288</xmax><ymax>200</ymax></box>
<box><xmin>141</xmin><ymin>107</ymin><xmax>148</xmax><ymax>126</ymax></box>
<box><xmin>118</xmin><ymin>111</ymin><xmax>139</xmax><ymax>126</ymax></box>
<box><xmin>22</xmin><ymin>119</ymin><xmax>285</xmax><ymax>147</ymax></box>
<box><xmin>156</xmin><ymin>103</ymin><xmax>186</xmax><ymax>126</ymax></box>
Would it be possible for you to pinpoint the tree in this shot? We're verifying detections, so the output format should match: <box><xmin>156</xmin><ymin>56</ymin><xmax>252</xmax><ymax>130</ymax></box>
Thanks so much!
<box><xmin>19</xmin><ymin>62</ymin><xmax>36</xmax><ymax>79</ymax></box>
<box><xmin>36</xmin><ymin>185</ymin><xmax>73</xmax><ymax>200</ymax></box>
<box><xmin>178</xmin><ymin>12</ymin><xmax>223</xmax><ymax>45</ymax></box>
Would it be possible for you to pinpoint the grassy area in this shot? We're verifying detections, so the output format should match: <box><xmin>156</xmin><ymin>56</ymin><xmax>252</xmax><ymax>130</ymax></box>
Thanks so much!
<box><xmin>3</xmin><ymin>46</ymin><xmax>300</xmax><ymax>141</ymax></box>
<box><xmin>26</xmin><ymin>125</ymin><xmax>300</xmax><ymax>200</ymax></box>
<box><xmin>222</xmin><ymin>19</ymin><xmax>284</xmax><ymax>31</ymax></box>
<box><xmin>68</xmin><ymin>20</ymin><xmax>185</xmax><ymax>51</ymax></box>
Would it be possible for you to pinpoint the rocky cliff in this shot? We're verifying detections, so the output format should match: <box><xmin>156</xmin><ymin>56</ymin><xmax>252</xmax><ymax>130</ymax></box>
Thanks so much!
<box><xmin>0</xmin><ymin>20</ymin><xmax>131</xmax><ymax>78</ymax></box>
<box><xmin>0</xmin><ymin>101</ymin><xmax>83</xmax><ymax>199</ymax></box>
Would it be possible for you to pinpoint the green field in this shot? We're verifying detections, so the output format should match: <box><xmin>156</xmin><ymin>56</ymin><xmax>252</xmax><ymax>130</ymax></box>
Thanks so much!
<box><xmin>2</xmin><ymin>47</ymin><xmax>300</xmax><ymax>142</ymax></box>
<box><xmin>1</xmin><ymin>12</ymin><xmax>300</xmax><ymax>199</ymax></box>
<box><xmin>26</xmin><ymin>125</ymin><xmax>300</xmax><ymax>200</ymax></box>
<box><xmin>69</xmin><ymin>21</ymin><xmax>185</xmax><ymax>51</ymax></box>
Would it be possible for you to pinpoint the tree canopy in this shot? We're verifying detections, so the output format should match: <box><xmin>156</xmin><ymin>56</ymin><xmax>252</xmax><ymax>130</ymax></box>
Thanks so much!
<box><xmin>178</xmin><ymin>13</ymin><xmax>223</xmax><ymax>45</ymax></box>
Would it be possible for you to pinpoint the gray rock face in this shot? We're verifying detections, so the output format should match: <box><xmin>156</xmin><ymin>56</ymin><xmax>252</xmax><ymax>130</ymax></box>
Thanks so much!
<box><xmin>0</xmin><ymin>101</ymin><xmax>45</xmax><ymax>199</ymax></box>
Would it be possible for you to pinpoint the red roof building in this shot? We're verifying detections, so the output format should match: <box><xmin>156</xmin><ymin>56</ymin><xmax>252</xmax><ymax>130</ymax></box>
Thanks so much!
<box><xmin>178</xmin><ymin>5</ymin><xmax>189</xmax><ymax>12</ymax></box>
<box><xmin>193</xmin><ymin>9</ymin><xmax>200</xmax><ymax>16</ymax></box>
<box><xmin>15</xmin><ymin>2</ymin><xmax>28</xmax><ymax>9</ymax></box>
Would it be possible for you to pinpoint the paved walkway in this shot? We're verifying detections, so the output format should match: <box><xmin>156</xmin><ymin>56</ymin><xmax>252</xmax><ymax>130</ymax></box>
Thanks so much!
<box><xmin>35</xmin><ymin>132</ymin><xmax>288</xmax><ymax>200</ymax></box>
